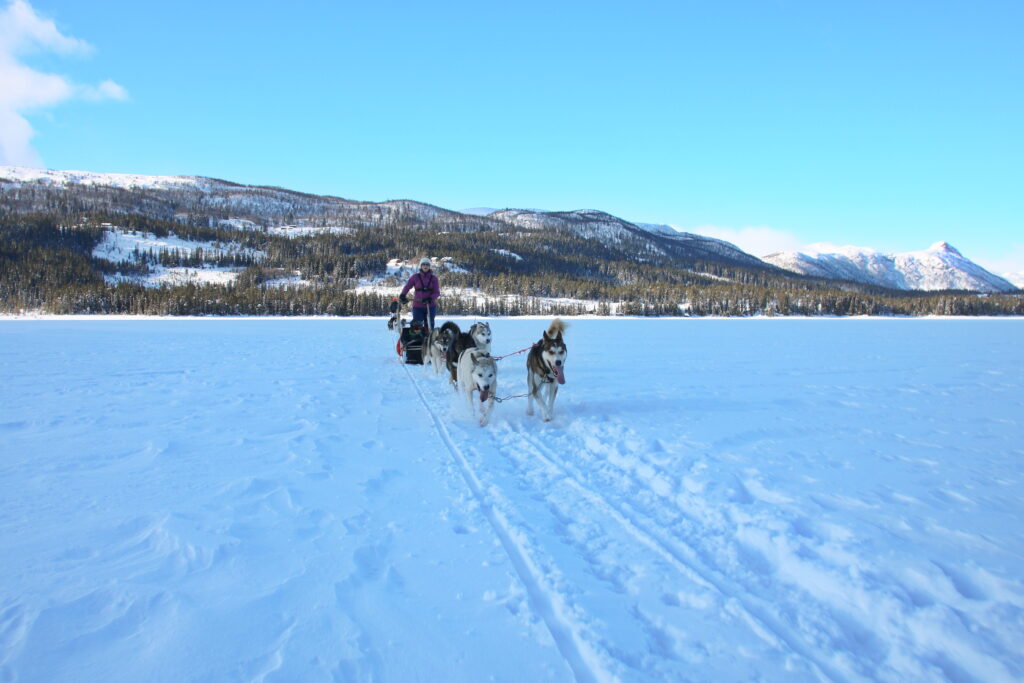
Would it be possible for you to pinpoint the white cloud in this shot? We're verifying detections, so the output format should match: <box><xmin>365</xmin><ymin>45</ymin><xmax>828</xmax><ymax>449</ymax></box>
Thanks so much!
<box><xmin>0</xmin><ymin>0</ymin><xmax>90</xmax><ymax>55</ymax></box>
<box><xmin>0</xmin><ymin>0</ymin><xmax>127</xmax><ymax>167</ymax></box>
<box><xmin>679</xmin><ymin>225</ymin><xmax>806</xmax><ymax>258</ymax></box>
<box><xmin>80</xmin><ymin>79</ymin><xmax>129</xmax><ymax>102</ymax></box>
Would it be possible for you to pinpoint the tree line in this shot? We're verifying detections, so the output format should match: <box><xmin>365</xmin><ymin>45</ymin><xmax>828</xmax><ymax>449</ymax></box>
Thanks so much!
<box><xmin>1</xmin><ymin>214</ymin><xmax>1021</xmax><ymax>317</ymax></box>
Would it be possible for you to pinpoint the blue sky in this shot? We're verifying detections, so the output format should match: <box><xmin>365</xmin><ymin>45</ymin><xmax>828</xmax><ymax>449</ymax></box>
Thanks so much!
<box><xmin>3</xmin><ymin>0</ymin><xmax>1022</xmax><ymax>274</ymax></box>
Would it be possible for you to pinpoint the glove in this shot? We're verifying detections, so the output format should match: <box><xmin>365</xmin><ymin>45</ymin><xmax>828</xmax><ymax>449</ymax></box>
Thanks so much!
<box><xmin>423</xmin><ymin>297</ymin><xmax>432</xmax><ymax>306</ymax></box>
<box><xmin>399</xmin><ymin>295</ymin><xmax>408</xmax><ymax>305</ymax></box>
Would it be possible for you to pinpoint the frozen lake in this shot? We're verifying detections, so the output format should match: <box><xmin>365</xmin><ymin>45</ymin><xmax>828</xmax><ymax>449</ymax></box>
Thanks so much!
<box><xmin>1</xmin><ymin>317</ymin><xmax>1022</xmax><ymax>681</ymax></box>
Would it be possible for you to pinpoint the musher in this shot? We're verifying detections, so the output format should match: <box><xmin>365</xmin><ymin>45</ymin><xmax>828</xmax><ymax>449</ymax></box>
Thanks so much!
<box><xmin>399</xmin><ymin>257</ymin><xmax>440</xmax><ymax>331</ymax></box>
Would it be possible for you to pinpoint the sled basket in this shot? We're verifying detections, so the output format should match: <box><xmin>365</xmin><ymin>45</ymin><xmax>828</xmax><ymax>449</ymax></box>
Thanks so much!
<box><xmin>396</xmin><ymin>321</ymin><xmax>426</xmax><ymax>365</ymax></box>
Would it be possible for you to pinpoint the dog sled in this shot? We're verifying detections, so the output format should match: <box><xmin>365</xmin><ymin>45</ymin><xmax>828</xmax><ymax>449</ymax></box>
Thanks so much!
<box><xmin>389</xmin><ymin>298</ymin><xmax>427</xmax><ymax>365</ymax></box>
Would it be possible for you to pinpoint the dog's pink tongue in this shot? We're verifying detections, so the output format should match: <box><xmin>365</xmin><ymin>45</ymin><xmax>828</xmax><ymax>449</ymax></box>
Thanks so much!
<box><xmin>553</xmin><ymin>365</ymin><xmax>566</xmax><ymax>385</ymax></box>
<box><xmin>480</xmin><ymin>390</ymin><xmax>490</xmax><ymax>402</ymax></box>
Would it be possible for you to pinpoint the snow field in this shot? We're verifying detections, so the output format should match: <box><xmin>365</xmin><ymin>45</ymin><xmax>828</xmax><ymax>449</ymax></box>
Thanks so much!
<box><xmin>1</xmin><ymin>318</ymin><xmax>1023</xmax><ymax>681</ymax></box>
<box><xmin>92</xmin><ymin>229</ymin><xmax>265</xmax><ymax>288</ymax></box>
<box><xmin>92</xmin><ymin>229</ymin><xmax>264</xmax><ymax>264</ymax></box>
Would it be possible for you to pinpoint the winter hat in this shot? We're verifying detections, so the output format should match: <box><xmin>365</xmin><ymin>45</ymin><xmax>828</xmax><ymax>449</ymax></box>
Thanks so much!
<box><xmin>419</xmin><ymin>257</ymin><xmax>431</xmax><ymax>267</ymax></box>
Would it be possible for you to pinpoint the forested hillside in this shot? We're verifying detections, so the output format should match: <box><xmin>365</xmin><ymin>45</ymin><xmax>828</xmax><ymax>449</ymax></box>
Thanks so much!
<box><xmin>1</xmin><ymin>172</ymin><xmax>1021</xmax><ymax>317</ymax></box>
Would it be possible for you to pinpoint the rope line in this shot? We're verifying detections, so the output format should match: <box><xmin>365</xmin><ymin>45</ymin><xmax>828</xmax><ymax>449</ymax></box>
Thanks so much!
<box><xmin>492</xmin><ymin>343</ymin><xmax>536</xmax><ymax>361</ymax></box>
<box><xmin>494</xmin><ymin>392</ymin><xmax>531</xmax><ymax>403</ymax></box>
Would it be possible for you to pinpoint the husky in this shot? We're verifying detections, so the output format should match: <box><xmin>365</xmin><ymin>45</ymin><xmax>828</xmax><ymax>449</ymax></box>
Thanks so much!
<box><xmin>387</xmin><ymin>298</ymin><xmax>401</xmax><ymax>331</ymax></box>
<box><xmin>526</xmin><ymin>319</ymin><xmax>568</xmax><ymax>422</ymax></box>
<box><xmin>457</xmin><ymin>348</ymin><xmax>497</xmax><ymax>426</ymax></box>
<box><xmin>444</xmin><ymin>321</ymin><xmax>492</xmax><ymax>385</ymax></box>
<box><xmin>424</xmin><ymin>324</ymin><xmax>455</xmax><ymax>374</ymax></box>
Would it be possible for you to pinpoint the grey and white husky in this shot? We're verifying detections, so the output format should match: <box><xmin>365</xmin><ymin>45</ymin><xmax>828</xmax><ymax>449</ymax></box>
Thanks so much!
<box><xmin>457</xmin><ymin>347</ymin><xmax>497</xmax><ymax>427</ymax></box>
<box><xmin>526</xmin><ymin>319</ymin><xmax>567</xmax><ymax>422</ymax></box>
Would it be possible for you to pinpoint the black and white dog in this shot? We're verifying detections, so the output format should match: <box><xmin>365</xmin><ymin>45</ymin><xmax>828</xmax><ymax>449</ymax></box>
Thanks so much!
<box><xmin>444</xmin><ymin>321</ymin><xmax>492</xmax><ymax>386</ymax></box>
<box><xmin>424</xmin><ymin>324</ymin><xmax>455</xmax><ymax>375</ymax></box>
<box><xmin>387</xmin><ymin>298</ymin><xmax>401</xmax><ymax>331</ymax></box>
<box><xmin>526</xmin><ymin>319</ymin><xmax>567</xmax><ymax>421</ymax></box>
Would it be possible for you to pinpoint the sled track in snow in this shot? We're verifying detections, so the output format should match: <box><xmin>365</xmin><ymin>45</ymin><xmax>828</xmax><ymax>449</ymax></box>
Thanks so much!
<box><xmin>402</xmin><ymin>363</ymin><xmax>607</xmax><ymax>683</ymax></box>
<box><xmin>501</xmin><ymin>423</ymin><xmax>844</xmax><ymax>683</ymax></box>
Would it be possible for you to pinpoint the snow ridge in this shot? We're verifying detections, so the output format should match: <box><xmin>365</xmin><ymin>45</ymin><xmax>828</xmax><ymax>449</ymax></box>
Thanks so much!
<box><xmin>0</xmin><ymin>166</ymin><xmax>204</xmax><ymax>190</ymax></box>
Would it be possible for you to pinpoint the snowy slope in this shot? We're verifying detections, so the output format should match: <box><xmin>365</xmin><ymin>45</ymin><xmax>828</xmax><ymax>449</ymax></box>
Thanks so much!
<box><xmin>93</xmin><ymin>229</ymin><xmax>265</xmax><ymax>263</ymax></box>
<box><xmin>490</xmin><ymin>208</ymin><xmax>644</xmax><ymax>244</ymax></box>
<box><xmin>633</xmin><ymin>221</ymin><xmax>681</xmax><ymax>236</ymax></box>
<box><xmin>763</xmin><ymin>242</ymin><xmax>1018</xmax><ymax>292</ymax></box>
<box><xmin>0</xmin><ymin>166</ymin><xmax>205</xmax><ymax>191</ymax></box>
<box><xmin>490</xmin><ymin>210</ymin><xmax>766</xmax><ymax>267</ymax></box>
<box><xmin>0</xmin><ymin>166</ymin><xmax>457</xmax><ymax>230</ymax></box>
<box><xmin>2</xmin><ymin>318</ymin><xmax>1023</xmax><ymax>682</ymax></box>
<box><xmin>91</xmin><ymin>228</ymin><xmax>263</xmax><ymax>288</ymax></box>
<box><xmin>633</xmin><ymin>222</ymin><xmax>768</xmax><ymax>265</ymax></box>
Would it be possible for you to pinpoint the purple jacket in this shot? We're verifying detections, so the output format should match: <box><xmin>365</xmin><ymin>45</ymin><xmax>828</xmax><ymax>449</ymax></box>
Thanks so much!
<box><xmin>400</xmin><ymin>270</ymin><xmax>440</xmax><ymax>309</ymax></box>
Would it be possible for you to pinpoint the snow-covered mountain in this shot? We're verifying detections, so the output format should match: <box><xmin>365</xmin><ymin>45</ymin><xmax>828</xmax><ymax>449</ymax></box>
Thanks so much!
<box><xmin>0</xmin><ymin>166</ymin><xmax>466</xmax><ymax>229</ymax></box>
<box><xmin>763</xmin><ymin>242</ymin><xmax>1018</xmax><ymax>293</ymax></box>
<box><xmin>0</xmin><ymin>167</ymin><xmax>774</xmax><ymax>273</ymax></box>
<box><xmin>4</xmin><ymin>166</ymin><xmax>1017</xmax><ymax>294</ymax></box>
<box><xmin>489</xmin><ymin>209</ymin><xmax>766</xmax><ymax>268</ymax></box>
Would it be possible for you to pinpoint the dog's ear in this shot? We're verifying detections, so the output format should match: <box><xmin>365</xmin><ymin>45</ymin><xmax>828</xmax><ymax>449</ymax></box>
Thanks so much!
<box><xmin>543</xmin><ymin>330</ymin><xmax>551</xmax><ymax>341</ymax></box>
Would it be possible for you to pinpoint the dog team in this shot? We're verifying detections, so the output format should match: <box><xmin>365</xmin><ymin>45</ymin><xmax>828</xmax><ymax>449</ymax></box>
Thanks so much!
<box><xmin>398</xmin><ymin>257</ymin><xmax>568</xmax><ymax>427</ymax></box>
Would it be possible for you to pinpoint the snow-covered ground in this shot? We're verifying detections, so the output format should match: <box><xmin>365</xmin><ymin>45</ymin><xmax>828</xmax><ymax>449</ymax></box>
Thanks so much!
<box><xmin>492</xmin><ymin>249</ymin><xmax>524</xmax><ymax>261</ymax></box>
<box><xmin>103</xmin><ymin>266</ymin><xmax>242</xmax><ymax>288</ymax></box>
<box><xmin>93</xmin><ymin>229</ymin><xmax>264</xmax><ymax>288</ymax></box>
<box><xmin>93</xmin><ymin>229</ymin><xmax>265</xmax><ymax>263</ymax></box>
<box><xmin>1</xmin><ymin>318</ymin><xmax>1022</xmax><ymax>682</ymax></box>
<box><xmin>219</xmin><ymin>219</ymin><xmax>262</xmax><ymax>231</ymax></box>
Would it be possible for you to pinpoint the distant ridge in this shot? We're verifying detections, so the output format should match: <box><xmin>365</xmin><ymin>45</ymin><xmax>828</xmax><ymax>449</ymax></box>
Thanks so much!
<box><xmin>763</xmin><ymin>242</ymin><xmax>1017</xmax><ymax>293</ymax></box>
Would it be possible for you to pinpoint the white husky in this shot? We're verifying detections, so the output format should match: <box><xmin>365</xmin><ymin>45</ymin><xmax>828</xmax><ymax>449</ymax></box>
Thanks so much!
<box><xmin>457</xmin><ymin>348</ymin><xmax>497</xmax><ymax>427</ymax></box>
<box><xmin>526</xmin><ymin>319</ymin><xmax>568</xmax><ymax>422</ymax></box>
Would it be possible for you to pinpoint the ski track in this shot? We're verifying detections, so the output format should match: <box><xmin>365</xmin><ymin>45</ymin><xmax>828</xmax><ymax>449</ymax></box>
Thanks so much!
<box><xmin>498</xmin><ymin>423</ymin><xmax>841</xmax><ymax>682</ymax></box>
<box><xmin>408</xmin><ymin>319</ymin><xmax>1024</xmax><ymax>683</ymax></box>
<box><xmin>404</xmin><ymin>362</ymin><xmax>607</xmax><ymax>683</ymax></box>
<box><xmin>410</xmin><ymin>366</ymin><xmax>827</xmax><ymax>681</ymax></box>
